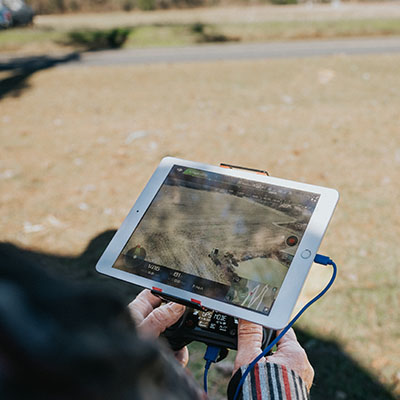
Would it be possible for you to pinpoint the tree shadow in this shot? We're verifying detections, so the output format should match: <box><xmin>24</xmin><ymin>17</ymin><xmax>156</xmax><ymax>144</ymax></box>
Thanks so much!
<box><xmin>0</xmin><ymin>52</ymin><xmax>80</xmax><ymax>100</ymax></box>
<box><xmin>0</xmin><ymin>229</ymin><xmax>140</xmax><ymax>302</ymax></box>
<box><xmin>296</xmin><ymin>330</ymin><xmax>395</xmax><ymax>400</ymax></box>
<box><xmin>0</xmin><ymin>231</ymin><xmax>396</xmax><ymax>400</ymax></box>
<box><xmin>65</xmin><ymin>27</ymin><xmax>132</xmax><ymax>52</ymax></box>
<box><xmin>190</xmin><ymin>22</ymin><xmax>240</xmax><ymax>43</ymax></box>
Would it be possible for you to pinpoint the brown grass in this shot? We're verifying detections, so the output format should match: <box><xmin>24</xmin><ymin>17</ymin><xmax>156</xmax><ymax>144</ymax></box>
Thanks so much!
<box><xmin>1</xmin><ymin>53</ymin><xmax>400</xmax><ymax>396</ymax></box>
<box><xmin>35</xmin><ymin>3</ymin><xmax>400</xmax><ymax>30</ymax></box>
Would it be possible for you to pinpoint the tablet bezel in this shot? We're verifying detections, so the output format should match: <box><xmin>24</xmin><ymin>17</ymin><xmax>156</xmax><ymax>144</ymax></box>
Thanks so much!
<box><xmin>96</xmin><ymin>157</ymin><xmax>338</xmax><ymax>329</ymax></box>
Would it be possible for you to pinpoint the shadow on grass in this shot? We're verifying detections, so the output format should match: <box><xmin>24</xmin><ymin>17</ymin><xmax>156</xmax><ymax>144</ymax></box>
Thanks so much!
<box><xmin>190</xmin><ymin>22</ymin><xmax>240</xmax><ymax>43</ymax></box>
<box><xmin>0</xmin><ymin>229</ymin><xmax>140</xmax><ymax>302</ymax></box>
<box><xmin>0</xmin><ymin>52</ymin><xmax>80</xmax><ymax>100</ymax></box>
<box><xmin>0</xmin><ymin>231</ymin><xmax>396</xmax><ymax>400</ymax></box>
<box><xmin>296</xmin><ymin>330</ymin><xmax>395</xmax><ymax>400</ymax></box>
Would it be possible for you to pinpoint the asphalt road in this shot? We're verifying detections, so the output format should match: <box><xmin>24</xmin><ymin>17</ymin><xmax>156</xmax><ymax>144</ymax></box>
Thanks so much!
<box><xmin>72</xmin><ymin>36</ymin><xmax>400</xmax><ymax>66</ymax></box>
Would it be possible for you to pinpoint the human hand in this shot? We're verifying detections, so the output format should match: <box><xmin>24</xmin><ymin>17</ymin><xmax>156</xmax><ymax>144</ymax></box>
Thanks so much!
<box><xmin>233</xmin><ymin>319</ymin><xmax>266</xmax><ymax>374</ymax></box>
<box><xmin>127</xmin><ymin>289</ymin><xmax>189</xmax><ymax>367</ymax></box>
<box><xmin>267</xmin><ymin>328</ymin><xmax>314</xmax><ymax>391</ymax></box>
<box><xmin>233</xmin><ymin>320</ymin><xmax>314</xmax><ymax>391</ymax></box>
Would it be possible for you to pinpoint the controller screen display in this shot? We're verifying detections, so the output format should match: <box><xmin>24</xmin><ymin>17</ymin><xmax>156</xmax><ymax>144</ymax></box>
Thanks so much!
<box><xmin>113</xmin><ymin>165</ymin><xmax>320</xmax><ymax>315</ymax></box>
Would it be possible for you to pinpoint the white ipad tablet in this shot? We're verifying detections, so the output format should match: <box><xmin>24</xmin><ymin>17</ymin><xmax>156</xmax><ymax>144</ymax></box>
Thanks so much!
<box><xmin>96</xmin><ymin>157</ymin><xmax>338</xmax><ymax>329</ymax></box>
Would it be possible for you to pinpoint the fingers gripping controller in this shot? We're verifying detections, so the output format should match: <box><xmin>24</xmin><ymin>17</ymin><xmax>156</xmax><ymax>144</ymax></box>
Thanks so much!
<box><xmin>161</xmin><ymin>307</ymin><xmax>275</xmax><ymax>362</ymax></box>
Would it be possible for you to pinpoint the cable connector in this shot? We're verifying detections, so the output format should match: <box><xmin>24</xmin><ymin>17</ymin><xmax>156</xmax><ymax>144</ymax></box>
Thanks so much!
<box><xmin>203</xmin><ymin>345</ymin><xmax>222</xmax><ymax>393</ymax></box>
<box><xmin>204</xmin><ymin>345</ymin><xmax>221</xmax><ymax>365</ymax></box>
<box><xmin>314</xmin><ymin>254</ymin><xmax>332</xmax><ymax>265</ymax></box>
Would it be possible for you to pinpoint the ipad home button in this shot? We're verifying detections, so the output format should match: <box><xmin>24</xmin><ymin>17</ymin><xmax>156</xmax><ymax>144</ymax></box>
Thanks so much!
<box><xmin>301</xmin><ymin>249</ymin><xmax>312</xmax><ymax>259</ymax></box>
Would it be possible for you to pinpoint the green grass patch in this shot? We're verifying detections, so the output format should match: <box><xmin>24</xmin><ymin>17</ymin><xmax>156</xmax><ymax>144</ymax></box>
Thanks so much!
<box><xmin>127</xmin><ymin>24</ymin><xmax>196</xmax><ymax>48</ymax></box>
<box><xmin>125</xmin><ymin>23</ymin><xmax>239</xmax><ymax>48</ymax></box>
<box><xmin>0</xmin><ymin>27</ymin><xmax>65</xmax><ymax>50</ymax></box>
<box><xmin>1</xmin><ymin>17</ymin><xmax>400</xmax><ymax>53</ymax></box>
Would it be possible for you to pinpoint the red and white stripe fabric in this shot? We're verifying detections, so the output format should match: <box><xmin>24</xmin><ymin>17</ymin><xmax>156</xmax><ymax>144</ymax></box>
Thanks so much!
<box><xmin>228</xmin><ymin>362</ymin><xmax>310</xmax><ymax>400</ymax></box>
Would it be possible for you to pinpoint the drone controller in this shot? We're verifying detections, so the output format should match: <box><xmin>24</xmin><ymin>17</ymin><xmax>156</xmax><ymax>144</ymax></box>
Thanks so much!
<box><xmin>161</xmin><ymin>305</ymin><xmax>276</xmax><ymax>362</ymax></box>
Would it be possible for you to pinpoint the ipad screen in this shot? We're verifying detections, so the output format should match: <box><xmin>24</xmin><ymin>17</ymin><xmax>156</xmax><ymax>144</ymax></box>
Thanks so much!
<box><xmin>113</xmin><ymin>165</ymin><xmax>320</xmax><ymax>315</ymax></box>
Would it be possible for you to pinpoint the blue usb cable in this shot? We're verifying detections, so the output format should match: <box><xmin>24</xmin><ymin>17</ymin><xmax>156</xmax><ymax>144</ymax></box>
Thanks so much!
<box><xmin>231</xmin><ymin>255</ymin><xmax>337</xmax><ymax>400</ymax></box>
<box><xmin>203</xmin><ymin>345</ymin><xmax>222</xmax><ymax>393</ymax></box>
<box><xmin>202</xmin><ymin>255</ymin><xmax>337</xmax><ymax>397</ymax></box>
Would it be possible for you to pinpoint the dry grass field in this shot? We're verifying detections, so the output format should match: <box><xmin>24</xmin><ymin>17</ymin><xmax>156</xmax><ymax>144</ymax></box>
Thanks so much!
<box><xmin>34</xmin><ymin>3</ymin><xmax>400</xmax><ymax>29</ymax></box>
<box><xmin>1</xmin><ymin>52</ymin><xmax>400</xmax><ymax>398</ymax></box>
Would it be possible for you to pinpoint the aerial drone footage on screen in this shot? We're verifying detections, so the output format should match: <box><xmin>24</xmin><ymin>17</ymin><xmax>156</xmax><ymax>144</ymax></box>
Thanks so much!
<box><xmin>113</xmin><ymin>165</ymin><xmax>320</xmax><ymax>316</ymax></box>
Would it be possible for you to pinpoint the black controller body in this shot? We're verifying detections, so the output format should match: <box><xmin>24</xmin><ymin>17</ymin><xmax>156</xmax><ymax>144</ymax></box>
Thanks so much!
<box><xmin>161</xmin><ymin>306</ymin><xmax>275</xmax><ymax>358</ymax></box>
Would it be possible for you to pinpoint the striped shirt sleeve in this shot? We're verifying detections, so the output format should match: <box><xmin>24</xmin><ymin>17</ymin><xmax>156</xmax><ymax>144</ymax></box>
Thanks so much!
<box><xmin>227</xmin><ymin>362</ymin><xmax>310</xmax><ymax>400</ymax></box>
